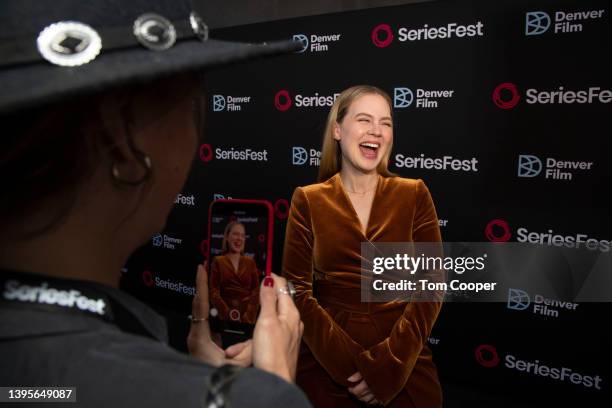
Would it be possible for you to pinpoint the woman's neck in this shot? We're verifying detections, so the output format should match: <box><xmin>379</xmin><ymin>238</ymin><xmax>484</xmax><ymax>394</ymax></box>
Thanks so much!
<box><xmin>339</xmin><ymin>167</ymin><xmax>379</xmax><ymax>194</ymax></box>
<box><xmin>226</xmin><ymin>252</ymin><xmax>241</xmax><ymax>261</ymax></box>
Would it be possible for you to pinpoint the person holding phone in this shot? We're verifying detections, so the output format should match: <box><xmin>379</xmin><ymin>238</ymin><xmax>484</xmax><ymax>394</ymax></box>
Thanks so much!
<box><xmin>210</xmin><ymin>221</ymin><xmax>260</xmax><ymax>324</ymax></box>
<box><xmin>282</xmin><ymin>85</ymin><xmax>443</xmax><ymax>407</ymax></box>
<box><xmin>0</xmin><ymin>0</ymin><xmax>307</xmax><ymax>406</ymax></box>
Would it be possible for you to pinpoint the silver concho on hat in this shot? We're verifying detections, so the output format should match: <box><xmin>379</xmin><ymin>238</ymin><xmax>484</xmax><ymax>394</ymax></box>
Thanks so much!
<box><xmin>133</xmin><ymin>13</ymin><xmax>176</xmax><ymax>51</ymax></box>
<box><xmin>37</xmin><ymin>22</ymin><xmax>102</xmax><ymax>67</ymax></box>
<box><xmin>189</xmin><ymin>11</ymin><xmax>209</xmax><ymax>41</ymax></box>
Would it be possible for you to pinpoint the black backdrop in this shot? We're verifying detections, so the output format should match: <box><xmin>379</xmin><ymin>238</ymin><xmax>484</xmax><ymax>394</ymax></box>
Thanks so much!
<box><xmin>122</xmin><ymin>0</ymin><xmax>611</xmax><ymax>405</ymax></box>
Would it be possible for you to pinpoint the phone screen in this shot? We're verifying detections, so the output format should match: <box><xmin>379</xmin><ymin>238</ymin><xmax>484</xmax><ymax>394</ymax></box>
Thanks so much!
<box><xmin>205</xmin><ymin>199</ymin><xmax>273</xmax><ymax>345</ymax></box>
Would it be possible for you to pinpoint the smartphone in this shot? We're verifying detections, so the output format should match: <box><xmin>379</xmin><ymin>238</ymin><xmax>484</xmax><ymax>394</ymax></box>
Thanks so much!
<box><xmin>205</xmin><ymin>199</ymin><xmax>273</xmax><ymax>347</ymax></box>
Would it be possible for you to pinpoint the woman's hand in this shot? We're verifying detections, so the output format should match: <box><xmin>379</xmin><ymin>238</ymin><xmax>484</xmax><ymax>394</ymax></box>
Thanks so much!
<box><xmin>348</xmin><ymin>372</ymin><xmax>381</xmax><ymax>405</ymax></box>
<box><xmin>187</xmin><ymin>263</ymin><xmax>253</xmax><ymax>367</ymax></box>
<box><xmin>252</xmin><ymin>273</ymin><xmax>304</xmax><ymax>383</ymax></box>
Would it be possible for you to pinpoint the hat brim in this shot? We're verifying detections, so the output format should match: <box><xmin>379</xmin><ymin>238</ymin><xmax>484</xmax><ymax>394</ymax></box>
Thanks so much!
<box><xmin>1</xmin><ymin>38</ymin><xmax>298</xmax><ymax>113</ymax></box>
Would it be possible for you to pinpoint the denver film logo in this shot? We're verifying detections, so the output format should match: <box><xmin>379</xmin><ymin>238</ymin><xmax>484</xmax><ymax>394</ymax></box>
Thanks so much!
<box><xmin>213</xmin><ymin>95</ymin><xmax>225</xmax><ymax>111</ymax></box>
<box><xmin>485</xmin><ymin>219</ymin><xmax>512</xmax><ymax>242</ymax></box>
<box><xmin>475</xmin><ymin>345</ymin><xmax>501</xmax><ymax>368</ymax></box>
<box><xmin>371</xmin><ymin>23</ymin><xmax>394</xmax><ymax>48</ymax></box>
<box><xmin>292</xmin><ymin>32</ymin><xmax>342</xmax><ymax>53</ymax></box>
<box><xmin>517</xmin><ymin>155</ymin><xmax>542</xmax><ymax>177</ymax></box>
<box><xmin>525</xmin><ymin>9</ymin><xmax>605</xmax><ymax>36</ymax></box>
<box><xmin>525</xmin><ymin>11</ymin><xmax>551</xmax><ymax>35</ymax></box>
<box><xmin>507</xmin><ymin>288</ymin><xmax>578</xmax><ymax>318</ymax></box>
<box><xmin>292</xmin><ymin>147</ymin><xmax>307</xmax><ymax>165</ymax></box>
<box><xmin>152</xmin><ymin>233</ymin><xmax>163</xmax><ymax>247</ymax></box>
<box><xmin>394</xmin><ymin>86</ymin><xmax>455</xmax><ymax>109</ymax></box>
<box><xmin>292</xmin><ymin>146</ymin><xmax>321</xmax><ymax>166</ymax></box>
<box><xmin>151</xmin><ymin>233</ymin><xmax>182</xmax><ymax>250</ymax></box>
<box><xmin>518</xmin><ymin>154</ymin><xmax>594</xmax><ymax>181</ymax></box>
<box><xmin>275</xmin><ymin>89</ymin><xmax>292</xmax><ymax>111</ymax></box>
<box><xmin>394</xmin><ymin>87</ymin><xmax>413</xmax><ymax>108</ymax></box>
<box><xmin>507</xmin><ymin>288</ymin><xmax>531</xmax><ymax>311</ymax></box>
<box><xmin>212</xmin><ymin>94</ymin><xmax>251</xmax><ymax>112</ymax></box>
<box><xmin>492</xmin><ymin>83</ymin><xmax>520</xmax><ymax>109</ymax></box>
<box><xmin>293</xmin><ymin>34</ymin><xmax>309</xmax><ymax>53</ymax></box>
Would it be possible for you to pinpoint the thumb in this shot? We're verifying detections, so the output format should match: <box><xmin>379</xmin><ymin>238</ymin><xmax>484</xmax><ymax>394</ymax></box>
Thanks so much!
<box><xmin>225</xmin><ymin>340</ymin><xmax>251</xmax><ymax>358</ymax></box>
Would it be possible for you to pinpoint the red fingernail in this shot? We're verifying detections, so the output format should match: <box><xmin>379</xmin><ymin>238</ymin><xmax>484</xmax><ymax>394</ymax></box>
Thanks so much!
<box><xmin>263</xmin><ymin>277</ymin><xmax>274</xmax><ymax>287</ymax></box>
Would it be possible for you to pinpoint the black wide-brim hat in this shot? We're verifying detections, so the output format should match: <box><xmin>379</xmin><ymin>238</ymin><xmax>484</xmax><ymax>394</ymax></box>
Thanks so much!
<box><xmin>0</xmin><ymin>0</ymin><xmax>299</xmax><ymax>113</ymax></box>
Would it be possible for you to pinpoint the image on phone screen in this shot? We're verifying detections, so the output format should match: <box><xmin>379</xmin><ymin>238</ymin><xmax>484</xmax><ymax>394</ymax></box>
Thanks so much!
<box><xmin>206</xmin><ymin>199</ymin><xmax>273</xmax><ymax>345</ymax></box>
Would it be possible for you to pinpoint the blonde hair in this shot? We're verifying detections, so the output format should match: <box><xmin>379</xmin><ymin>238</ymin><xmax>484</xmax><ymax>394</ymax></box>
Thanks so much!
<box><xmin>221</xmin><ymin>221</ymin><xmax>245</xmax><ymax>255</ymax></box>
<box><xmin>318</xmin><ymin>85</ymin><xmax>396</xmax><ymax>182</ymax></box>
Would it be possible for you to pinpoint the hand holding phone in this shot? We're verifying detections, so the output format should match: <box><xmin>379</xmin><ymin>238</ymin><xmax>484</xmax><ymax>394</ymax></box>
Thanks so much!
<box><xmin>205</xmin><ymin>199</ymin><xmax>273</xmax><ymax>346</ymax></box>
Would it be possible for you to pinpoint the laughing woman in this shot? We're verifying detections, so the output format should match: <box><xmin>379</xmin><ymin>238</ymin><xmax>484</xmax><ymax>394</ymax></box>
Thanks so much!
<box><xmin>210</xmin><ymin>221</ymin><xmax>260</xmax><ymax>324</ymax></box>
<box><xmin>282</xmin><ymin>85</ymin><xmax>443</xmax><ymax>407</ymax></box>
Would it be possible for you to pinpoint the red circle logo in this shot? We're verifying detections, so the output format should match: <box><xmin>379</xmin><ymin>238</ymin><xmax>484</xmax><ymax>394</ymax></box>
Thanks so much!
<box><xmin>199</xmin><ymin>144</ymin><xmax>213</xmax><ymax>163</ymax></box>
<box><xmin>229</xmin><ymin>309</ymin><xmax>241</xmax><ymax>321</ymax></box>
<box><xmin>475</xmin><ymin>344</ymin><xmax>501</xmax><ymax>368</ymax></box>
<box><xmin>485</xmin><ymin>219</ymin><xmax>512</xmax><ymax>242</ymax></box>
<box><xmin>142</xmin><ymin>270</ymin><xmax>154</xmax><ymax>287</ymax></box>
<box><xmin>492</xmin><ymin>83</ymin><xmax>520</xmax><ymax>109</ymax></box>
<box><xmin>274</xmin><ymin>199</ymin><xmax>289</xmax><ymax>219</ymax></box>
<box><xmin>371</xmin><ymin>23</ymin><xmax>394</xmax><ymax>48</ymax></box>
<box><xmin>274</xmin><ymin>90</ymin><xmax>292</xmax><ymax>111</ymax></box>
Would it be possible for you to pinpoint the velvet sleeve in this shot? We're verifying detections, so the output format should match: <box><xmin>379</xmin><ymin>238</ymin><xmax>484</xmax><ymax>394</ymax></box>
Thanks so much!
<box><xmin>209</xmin><ymin>258</ymin><xmax>229</xmax><ymax>319</ymax></box>
<box><xmin>354</xmin><ymin>179</ymin><xmax>443</xmax><ymax>405</ymax></box>
<box><xmin>282</xmin><ymin>187</ymin><xmax>365</xmax><ymax>385</ymax></box>
<box><xmin>244</xmin><ymin>259</ymin><xmax>260</xmax><ymax>323</ymax></box>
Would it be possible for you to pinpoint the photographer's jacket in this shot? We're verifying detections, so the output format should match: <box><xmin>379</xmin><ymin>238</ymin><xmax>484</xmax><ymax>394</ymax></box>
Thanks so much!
<box><xmin>0</xmin><ymin>271</ymin><xmax>309</xmax><ymax>407</ymax></box>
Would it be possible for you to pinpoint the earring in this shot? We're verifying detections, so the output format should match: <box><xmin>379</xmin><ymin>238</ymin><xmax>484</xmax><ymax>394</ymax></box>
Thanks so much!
<box><xmin>111</xmin><ymin>150</ymin><xmax>152</xmax><ymax>186</ymax></box>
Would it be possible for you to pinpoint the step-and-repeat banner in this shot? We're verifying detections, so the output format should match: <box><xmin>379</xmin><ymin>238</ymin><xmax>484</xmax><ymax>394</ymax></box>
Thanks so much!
<box><xmin>122</xmin><ymin>0</ymin><xmax>611</xmax><ymax>404</ymax></box>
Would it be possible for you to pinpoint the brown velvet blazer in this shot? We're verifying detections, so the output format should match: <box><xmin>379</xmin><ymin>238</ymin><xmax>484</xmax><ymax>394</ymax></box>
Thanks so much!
<box><xmin>209</xmin><ymin>255</ymin><xmax>260</xmax><ymax>324</ymax></box>
<box><xmin>282</xmin><ymin>173</ymin><xmax>443</xmax><ymax>407</ymax></box>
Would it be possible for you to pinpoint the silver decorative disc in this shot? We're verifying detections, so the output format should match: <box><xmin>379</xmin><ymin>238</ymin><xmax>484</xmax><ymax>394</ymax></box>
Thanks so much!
<box><xmin>37</xmin><ymin>21</ymin><xmax>102</xmax><ymax>67</ymax></box>
<box><xmin>133</xmin><ymin>13</ymin><xmax>177</xmax><ymax>51</ymax></box>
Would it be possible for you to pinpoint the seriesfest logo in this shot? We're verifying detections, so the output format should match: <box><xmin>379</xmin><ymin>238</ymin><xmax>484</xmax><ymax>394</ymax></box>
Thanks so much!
<box><xmin>484</xmin><ymin>219</ymin><xmax>611</xmax><ymax>252</ymax></box>
<box><xmin>525</xmin><ymin>9</ymin><xmax>605</xmax><ymax>36</ymax></box>
<box><xmin>371</xmin><ymin>20</ymin><xmax>484</xmax><ymax>48</ymax></box>
<box><xmin>492</xmin><ymin>83</ymin><xmax>612</xmax><ymax>109</ymax></box>
<box><xmin>199</xmin><ymin>144</ymin><xmax>269</xmax><ymax>163</ymax></box>
<box><xmin>507</xmin><ymin>288</ymin><xmax>579</xmax><ymax>319</ymax></box>
<box><xmin>393</xmin><ymin>153</ymin><xmax>478</xmax><ymax>172</ymax></box>
<box><xmin>274</xmin><ymin>89</ymin><xmax>340</xmax><ymax>111</ymax></box>
<box><xmin>292</xmin><ymin>33</ymin><xmax>342</xmax><ymax>53</ymax></box>
<box><xmin>292</xmin><ymin>147</ymin><xmax>321</xmax><ymax>166</ymax></box>
<box><xmin>174</xmin><ymin>193</ymin><xmax>196</xmax><ymax>207</ymax></box>
<box><xmin>212</xmin><ymin>94</ymin><xmax>251</xmax><ymax>112</ymax></box>
<box><xmin>474</xmin><ymin>344</ymin><xmax>603</xmax><ymax>390</ymax></box>
<box><xmin>517</xmin><ymin>154</ymin><xmax>594</xmax><ymax>181</ymax></box>
<box><xmin>141</xmin><ymin>270</ymin><xmax>195</xmax><ymax>296</ymax></box>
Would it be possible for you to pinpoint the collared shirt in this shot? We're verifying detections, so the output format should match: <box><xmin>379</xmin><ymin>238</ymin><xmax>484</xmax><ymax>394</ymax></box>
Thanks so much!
<box><xmin>0</xmin><ymin>271</ymin><xmax>310</xmax><ymax>407</ymax></box>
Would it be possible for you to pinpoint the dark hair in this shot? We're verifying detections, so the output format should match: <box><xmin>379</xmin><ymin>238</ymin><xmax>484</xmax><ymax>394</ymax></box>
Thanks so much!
<box><xmin>1</xmin><ymin>96</ymin><xmax>107</xmax><ymax>237</ymax></box>
<box><xmin>1</xmin><ymin>74</ymin><xmax>206</xmax><ymax>238</ymax></box>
